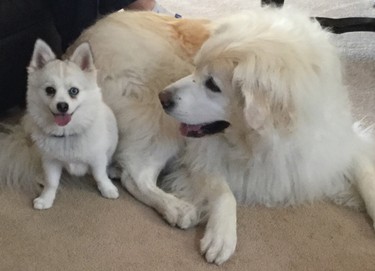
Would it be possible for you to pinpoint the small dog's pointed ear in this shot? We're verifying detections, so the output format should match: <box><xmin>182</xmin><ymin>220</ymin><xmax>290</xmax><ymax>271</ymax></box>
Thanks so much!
<box><xmin>28</xmin><ymin>39</ymin><xmax>56</xmax><ymax>72</ymax></box>
<box><xmin>70</xmin><ymin>42</ymin><xmax>95</xmax><ymax>72</ymax></box>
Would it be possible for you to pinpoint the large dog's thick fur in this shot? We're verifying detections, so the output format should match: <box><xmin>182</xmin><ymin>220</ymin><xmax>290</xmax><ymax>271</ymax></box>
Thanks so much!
<box><xmin>1</xmin><ymin>8</ymin><xmax>375</xmax><ymax>265</ymax></box>
<box><xmin>159</xmin><ymin>8</ymin><xmax>375</xmax><ymax>264</ymax></box>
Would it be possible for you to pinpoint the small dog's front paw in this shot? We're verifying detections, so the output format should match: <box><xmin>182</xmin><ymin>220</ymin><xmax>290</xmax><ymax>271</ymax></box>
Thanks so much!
<box><xmin>163</xmin><ymin>198</ymin><xmax>199</xmax><ymax>229</ymax></box>
<box><xmin>200</xmin><ymin>221</ymin><xmax>237</xmax><ymax>265</ymax></box>
<box><xmin>98</xmin><ymin>183</ymin><xmax>119</xmax><ymax>199</ymax></box>
<box><xmin>33</xmin><ymin>197</ymin><xmax>53</xmax><ymax>210</ymax></box>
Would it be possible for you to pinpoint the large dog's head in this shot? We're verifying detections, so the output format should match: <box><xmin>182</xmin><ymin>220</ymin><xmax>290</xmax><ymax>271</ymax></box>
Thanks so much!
<box><xmin>27</xmin><ymin>39</ymin><xmax>101</xmax><ymax>135</ymax></box>
<box><xmin>159</xmin><ymin>9</ymin><xmax>339</xmax><ymax>138</ymax></box>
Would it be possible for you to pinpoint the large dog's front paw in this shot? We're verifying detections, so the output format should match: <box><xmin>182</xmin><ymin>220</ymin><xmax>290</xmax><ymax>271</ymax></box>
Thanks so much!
<box><xmin>33</xmin><ymin>196</ymin><xmax>54</xmax><ymax>210</ymax></box>
<box><xmin>163</xmin><ymin>198</ymin><xmax>199</xmax><ymax>229</ymax></box>
<box><xmin>98</xmin><ymin>182</ymin><xmax>119</xmax><ymax>199</ymax></box>
<box><xmin>201</xmin><ymin>220</ymin><xmax>237</xmax><ymax>265</ymax></box>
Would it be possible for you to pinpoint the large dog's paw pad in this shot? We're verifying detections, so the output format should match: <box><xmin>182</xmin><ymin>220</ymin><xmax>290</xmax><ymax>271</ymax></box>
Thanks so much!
<box><xmin>163</xmin><ymin>199</ymin><xmax>199</xmax><ymax>229</ymax></box>
<box><xmin>33</xmin><ymin>197</ymin><xmax>53</xmax><ymax>210</ymax></box>
<box><xmin>200</xmin><ymin>224</ymin><xmax>237</xmax><ymax>265</ymax></box>
<box><xmin>99</xmin><ymin>183</ymin><xmax>119</xmax><ymax>199</ymax></box>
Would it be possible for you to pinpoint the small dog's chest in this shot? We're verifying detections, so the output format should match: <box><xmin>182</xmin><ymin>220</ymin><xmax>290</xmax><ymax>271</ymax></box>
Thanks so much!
<box><xmin>33</xmin><ymin>133</ymin><xmax>92</xmax><ymax>163</ymax></box>
<box><xmin>65</xmin><ymin>163</ymin><xmax>89</xmax><ymax>176</ymax></box>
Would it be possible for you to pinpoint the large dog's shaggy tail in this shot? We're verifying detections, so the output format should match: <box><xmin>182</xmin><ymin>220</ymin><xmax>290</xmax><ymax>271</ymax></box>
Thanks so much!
<box><xmin>0</xmin><ymin>123</ymin><xmax>42</xmax><ymax>191</ymax></box>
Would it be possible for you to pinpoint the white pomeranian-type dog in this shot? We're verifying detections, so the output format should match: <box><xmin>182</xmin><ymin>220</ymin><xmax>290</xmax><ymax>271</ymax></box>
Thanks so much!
<box><xmin>23</xmin><ymin>39</ymin><xmax>119</xmax><ymax>209</ymax></box>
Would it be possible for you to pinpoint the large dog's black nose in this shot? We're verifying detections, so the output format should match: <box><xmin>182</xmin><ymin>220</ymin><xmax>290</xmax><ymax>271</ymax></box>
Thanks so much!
<box><xmin>159</xmin><ymin>91</ymin><xmax>175</xmax><ymax>111</ymax></box>
<box><xmin>56</xmin><ymin>102</ymin><xmax>69</xmax><ymax>113</ymax></box>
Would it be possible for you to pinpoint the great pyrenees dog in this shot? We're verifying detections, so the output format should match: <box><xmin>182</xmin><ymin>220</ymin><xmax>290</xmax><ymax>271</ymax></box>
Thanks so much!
<box><xmin>158</xmin><ymin>8</ymin><xmax>375</xmax><ymax>264</ymax></box>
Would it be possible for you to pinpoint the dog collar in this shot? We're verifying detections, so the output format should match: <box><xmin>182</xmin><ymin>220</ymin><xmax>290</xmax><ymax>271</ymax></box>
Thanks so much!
<box><xmin>51</xmin><ymin>134</ymin><xmax>66</xmax><ymax>138</ymax></box>
<box><xmin>49</xmin><ymin>133</ymin><xmax>76</xmax><ymax>138</ymax></box>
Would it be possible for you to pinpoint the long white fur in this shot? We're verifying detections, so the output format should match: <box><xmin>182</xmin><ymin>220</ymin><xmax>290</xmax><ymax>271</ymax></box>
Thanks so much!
<box><xmin>0</xmin><ymin>123</ymin><xmax>42</xmax><ymax>191</ymax></box>
<box><xmin>161</xmin><ymin>8</ymin><xmax>375</xmax><ymax>264</ymax></box>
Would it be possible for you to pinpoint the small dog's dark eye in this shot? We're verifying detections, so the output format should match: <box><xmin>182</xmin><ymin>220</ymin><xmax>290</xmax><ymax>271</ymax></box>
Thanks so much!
<box><xmin>205</xmin><ymin>77</ymin><xmax>221</xmax><ymax>93</ymax></box>
<box><xmin>45</xmin><ymin>87</ymin><xmax>56</xmax><ymax>96</ymax></box>
<box><xmin>68</xmin><ymin>87</ymin><xmax>79</xmax><ymax>97</ymax></box>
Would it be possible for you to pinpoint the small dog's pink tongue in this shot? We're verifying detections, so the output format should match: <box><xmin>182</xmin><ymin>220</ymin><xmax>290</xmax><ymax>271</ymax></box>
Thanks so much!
<box><xmin>54</xmin><ymin>114</ymin><xmax>72</xmax><ymax>126</ymax></box>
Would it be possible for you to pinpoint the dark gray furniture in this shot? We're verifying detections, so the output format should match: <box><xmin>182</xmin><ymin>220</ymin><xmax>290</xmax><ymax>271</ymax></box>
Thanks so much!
<box><xmin>0</xmin><ymin>0</ymin><xmax>61</xmax><ymax>114</ymax></box>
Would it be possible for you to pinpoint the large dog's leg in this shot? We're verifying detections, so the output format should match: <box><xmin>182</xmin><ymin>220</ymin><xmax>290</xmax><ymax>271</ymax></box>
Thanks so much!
<box><xmin>122</xmin><ymin>157</ymin><xmax>198</xmax><ymax>229</ymax></box>
<box><xmin>200</xmin><ymin>175</ymin><xmax>237</xmax><ymax>265</ymax></box>
<box><xmin>354</xmin><ymin>154</ymin><xmax>375</xmax><ymax>227</ymax></box>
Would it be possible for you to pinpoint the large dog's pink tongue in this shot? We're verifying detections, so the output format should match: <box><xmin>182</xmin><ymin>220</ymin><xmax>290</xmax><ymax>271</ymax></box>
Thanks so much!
<box><xmin>180</xmin><ymin>121</ymin><xmax>230</xmax><ymax>138</ymax></box>
<box><xmin>180</xmin><ymin>123</ymin><xmax>205</xmax><ymax>138</ymax></box>
<box><xmin>54</xmin><ymin>114</ymin><xmax>72</xmax><ymax>126</ymax></box>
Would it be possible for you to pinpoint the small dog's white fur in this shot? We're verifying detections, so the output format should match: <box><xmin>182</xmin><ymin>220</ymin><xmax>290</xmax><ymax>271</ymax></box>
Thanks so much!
<box><xmin>160</xmin><ymin>8</ymin><xmax>375</xmax><ymax>264</ymax></box>
<box><xmin>25</xmin><ymin>39</ymin><xmax>119</xmax><ymax>209</ymax></box>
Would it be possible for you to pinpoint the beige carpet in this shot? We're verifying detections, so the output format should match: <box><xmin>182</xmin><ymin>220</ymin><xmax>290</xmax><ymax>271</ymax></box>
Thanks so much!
<box><xmin>1</xmin><ymin>0</ymin><xmax>375</xmax><ymax>270</ymax></box>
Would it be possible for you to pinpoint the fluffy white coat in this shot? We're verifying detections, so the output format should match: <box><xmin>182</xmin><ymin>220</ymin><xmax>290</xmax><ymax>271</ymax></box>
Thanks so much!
<box><xmin>160</xmin><ymin>8</ymin><xmax>375</xmax><ymax>264</ymax></box>
<box><xmin>25</xmin><ymin>40</ymin><xmax>119</xmax><ymax>209</ymax></box>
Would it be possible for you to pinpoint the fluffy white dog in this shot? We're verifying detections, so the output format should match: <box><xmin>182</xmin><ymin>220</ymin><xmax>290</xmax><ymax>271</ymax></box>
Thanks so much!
<box><xmin>3</xmin><ymin>39</ymin><xmax>119</xmax><ymax>209</ymax></box>
<box><xmin>159</xmin><ymin>8</ymin><xmax>375</xmax><ymax>264</ymax></box>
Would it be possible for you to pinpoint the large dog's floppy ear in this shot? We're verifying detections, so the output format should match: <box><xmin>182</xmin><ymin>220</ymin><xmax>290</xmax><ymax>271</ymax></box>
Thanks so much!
<box><xmin>234</xmin><ymin>61</ymin><xmax>294</xmax><ymax>132</ymax></box>
<box><xmin>70</xmin><ymin>42</ymin><xmax>95</xmax><ymax>72</ymax></box>
<box><xmin>241</xmin><ymin>86</ymin><xmax>269</xmax><ymax>131</ymax></box>
<box><xmin>233</xmin><ymin>61</ymin><xmax>269</xmax><ymax>131</ymax></box>
<box><xmin>28</xmin><ymin>39</ymin><xmax>56</xmax><ymax>72</ymax></box>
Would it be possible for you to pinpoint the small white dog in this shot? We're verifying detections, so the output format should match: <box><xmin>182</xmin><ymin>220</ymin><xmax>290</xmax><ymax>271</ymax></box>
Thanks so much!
<box><xmin>159</xmin><ymin>8</ymin><xmax>375</xmax><ymax>264</ymax></box>
<box><xmin>24</xmin><ymin>39</ymin><xmax>119</xmax><ymax>209</ymax></box>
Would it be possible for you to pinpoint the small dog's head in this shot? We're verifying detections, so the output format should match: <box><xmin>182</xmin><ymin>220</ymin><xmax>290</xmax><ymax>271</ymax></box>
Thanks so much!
<box><xmin>159</xmin><ymin>9</ymin><xmax>337</xmax><ymax>138</ymax></box>
<box><xmin>27</xmin><ymin>39</ymin><xmax>101</xmax><ymax>134</ymax></box>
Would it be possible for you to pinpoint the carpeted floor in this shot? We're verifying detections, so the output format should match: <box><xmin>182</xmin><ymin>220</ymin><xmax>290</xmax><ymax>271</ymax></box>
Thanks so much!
<box><xmin>1</xmin><ymin>0</ymin><xmax>375</xmax><ymax>270</ymax></box>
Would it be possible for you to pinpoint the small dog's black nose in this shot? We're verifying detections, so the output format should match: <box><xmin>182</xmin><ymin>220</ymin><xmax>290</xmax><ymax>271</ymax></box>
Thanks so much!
<box><xmin>56</xmin><ymin>102</ymin><xmax>69</xmax><ymax>113</ymax></box>
<box><xmin>158</xmin><ymin>91</ymin><xmax>175</xmax><ymax>111</ymax></box>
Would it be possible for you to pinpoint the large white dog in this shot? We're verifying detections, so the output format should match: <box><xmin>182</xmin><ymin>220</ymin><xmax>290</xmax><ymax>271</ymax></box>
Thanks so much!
<box><xmin>158</xmin><ymin>8</ymin><xmax>375</xmax><ymax>264</ymax></box>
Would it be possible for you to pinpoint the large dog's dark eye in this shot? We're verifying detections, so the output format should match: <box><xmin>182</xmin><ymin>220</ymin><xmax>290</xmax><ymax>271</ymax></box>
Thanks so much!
<box><xmin>68</xmin><ymin>87</ymin><xmax>79</xmax><ymax>97</ymax></box>
<box><xmin>205</xmin><ymin>76</ymin><xmax>221</xmax><ymax>93</ymax></box>
<box><xmin>45</xmin><ymin>87</ymin><xmax>56</xmax><ymax>96</ymax></box>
